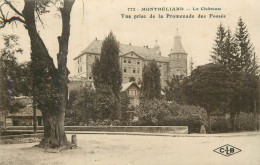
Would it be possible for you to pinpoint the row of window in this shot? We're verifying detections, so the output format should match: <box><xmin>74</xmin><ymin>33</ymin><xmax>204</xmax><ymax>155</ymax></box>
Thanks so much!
<box><xmin>123</xmin><ymin>68</ymin><xmax>140</xmax><ymax>74</ymax></box>
<box><xmin>123</xmin><ymin>59</ymin><xmax>141</xmax><ymax>65</ymax></box>
<box><xmin>129</xmin><ymin>89</ymin><xmax>138</xmax><ymax>96</ymax></box>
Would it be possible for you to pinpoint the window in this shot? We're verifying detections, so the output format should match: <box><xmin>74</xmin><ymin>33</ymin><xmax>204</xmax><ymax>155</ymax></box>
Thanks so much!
<box><xmin>89</xmin><ymin>76</ymin><xmax>92</xmax><ymax>80</ymax></box>
<box><xmin>124</xmin><ymin>68</ymin><xmax>127</xmax><ymax>73</ymax></box>
<box><xmin>128</xmin><ymin>60</ymin><xmax>131</xmax><ymax>64</ymax></box>
<box><xmin>78</xmin><ymin>66</ymin><xmax>82</xmax><ymax>73</ymax></box>
<box><xmin>124</xmin><ymin>59</ymin><xmax>126</xmax><ymax>63</ymax></box>
<box><xmin>78</xmin><ymin>58</ymin><xmax>82</xmax><ymax>64</ymax></box>
<box><xmin>159</xmin><ymin>65</ymin><xmax>161</xmax><ymax>67</ymax></box>
<box><xmin>176</xmin><ymin>69</ymin><xmax>180</xmax><ymax>75</ymax></box>
<box><xmin>133</xmin><ymin>69</ymin><xmax>136</xmax><ymax>73</ymax></box>
<box><xmin>137</xmin><ymin>61</ymin><xmax>140</xmax><ymax>65</ymax></box>
<box><xmin>129</xmin><ymin>90</ymin><xmax>137</xmax><ymax>96</ymax></box>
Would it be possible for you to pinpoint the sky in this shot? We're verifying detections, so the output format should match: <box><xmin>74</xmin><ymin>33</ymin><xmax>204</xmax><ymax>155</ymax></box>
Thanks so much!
<box><xmin>1</xmin><ymin>0</ymin><xmax>260</xmax><ymax>76</ymax></box>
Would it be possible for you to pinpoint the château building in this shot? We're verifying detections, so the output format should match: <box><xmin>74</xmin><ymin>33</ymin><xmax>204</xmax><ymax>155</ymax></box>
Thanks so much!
<box><xmin>73</xmin><ymin>31</ymin><xmax>188</xmax><ymax>87</ymax></box>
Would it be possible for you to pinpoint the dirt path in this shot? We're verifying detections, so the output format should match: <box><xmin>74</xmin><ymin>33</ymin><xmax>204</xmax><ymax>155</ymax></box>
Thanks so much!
<box><xmin>0</xmin><ymin>134</ymin><xmax>260</xmax><ymax>165</ymax></box>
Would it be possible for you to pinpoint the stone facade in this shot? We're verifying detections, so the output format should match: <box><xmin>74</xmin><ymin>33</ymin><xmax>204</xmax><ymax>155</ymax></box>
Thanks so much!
<box><xmin>73</xmin><ymin>32</ymin><xmax>188</xmax><ymax>87</ymax></box>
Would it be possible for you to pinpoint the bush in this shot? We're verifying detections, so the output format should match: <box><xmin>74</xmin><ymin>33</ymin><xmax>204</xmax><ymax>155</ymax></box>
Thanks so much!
<box><xmin>236</xmin><ymin>112</ymin><xmax>256</xmax><ymax>131</ymax></box>
<box><xmin>135</xmin><ymin>99</ymin><xmax>208</xmax><ymax>133</ymax></box>
<box><xmin>211</xmin><ymin>114</ymin><xmax>231</xmax><ymax>133</ymax></box>
<box><xmin>166</xmin><ymin>104</ymin><xmax>208</xmax><ymax>133</ymax></box>
<box><xmin>211</xmin><ymin>112</ymin><xmax>258</xmax><ymax>133</ymax></box>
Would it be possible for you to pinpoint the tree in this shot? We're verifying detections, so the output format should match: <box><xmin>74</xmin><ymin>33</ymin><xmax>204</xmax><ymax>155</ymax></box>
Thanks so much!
<box><xmin>129</xmin><ymin>76</ymin><xmax>136</xmax><ymax>82</ymax></box>
<box><xmin>211</xmin><ymin>24</ymin><xmax>239</xmax><ymax>71</ymax></box>
<box><xmin>92</xmin><ymin>32</ymin><xmax>122</xmax><ymax>121</ymax></box>
<box><xmin>229</xmin><ymin>71</ymin><xmax>259</xmax><ymax>131</ymax></box>
<box><xmin>66</xmin><ymin>87</ymin><xmax>96</xmax><ymax>125</ymax></box>
<box><xmin>0</xmin><ymin>0</ymin><xmax>75</xmax><ymax>148</ymax></box>
<box><xmin>119</xmin><ymin>91</ymin><xmax>131</xmax><ymax>125</ymax></box>
<box><xmin>141</xmin><ymin>60</ymin><xmax>161</xmax><ymax>100</ymax></box>
<box><xmin>235</xmin><ymin>17</ymin><xmax>258</xmax><ymax>74</ymax></box>
<box><xmin>182</xmin><ymin>64</ymin><xmax>232</xmax><ymax>133</ymax></box>
<box><xmin>94</xmin><ymin>84</ymin><xmax>118</xmax><ymax>121</ymax></box>
<box><xmin>211</xmin><ymin>23</ymin><xmax>226</xmax><ymax>64</ymax></box>
<box><xmin>235</xmin><ymin>18</ymin><xmax>260</xmax><ymax>131</ymax></box>
<box><xmin>93</xmin><ymin>32</ymin><xmax>122</xmax><ymax>97</ymax></box>
<box><xmin>222</xmin><ymin>28</ymin><xmax>239</xmax><ymax>70</ymax></box>
<box><xmin>0</xmin><ymin>35</ymin><xmax>25</xmax><ymax>115</ymax></box>
<box><xmin>163</xmin><ymin>74</ymin><xmax>184</xmax><ymax>104</ymax></box>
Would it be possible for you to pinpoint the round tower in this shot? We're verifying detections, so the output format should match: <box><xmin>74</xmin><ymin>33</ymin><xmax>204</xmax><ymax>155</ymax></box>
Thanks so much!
<box><xmin>168</xmin><ymin>29</ymin><xmax>188</xmax><ymax>76</ymax></box>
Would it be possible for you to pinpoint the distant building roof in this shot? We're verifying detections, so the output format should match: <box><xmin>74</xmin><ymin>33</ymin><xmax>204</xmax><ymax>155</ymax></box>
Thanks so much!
<box><xmin>8</xmin><ymin>97</ymin><xmax>42</xmax><ymax>117</ymax></box>
<box><xmin>121</xmin><ymin>81</ymin><xmax>140</xmax><ymax>92</ymax></box>
<box><xmin>74</xmin><ymin>40</ymin><xmax>169</xmax><ymax>62</ymax></box>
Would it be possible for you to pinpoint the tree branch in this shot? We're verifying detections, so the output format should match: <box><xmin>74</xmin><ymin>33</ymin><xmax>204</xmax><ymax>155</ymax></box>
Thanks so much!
<box><xmin>0</xmin><ymin>15</ymin><xmax>25</xmax><ymax>28</ymax></box>
<box><xmin>0</xmin><ymin>0</ymin><xmax>25</xmax><ymax>28</ymax></box>
<box><xmin>36</xmin><ymin>9</ymin><xmax>45</xmax><ymax>28</ymax></box>
<box><xmin>4</xmin><ymin>0</ymin><xmax>23</xmax><ymax>16</ymax></box>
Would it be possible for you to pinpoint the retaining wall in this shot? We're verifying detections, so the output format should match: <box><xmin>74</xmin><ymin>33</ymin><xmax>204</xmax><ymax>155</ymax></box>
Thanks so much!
<box><xmin>6</xmin><ymin>126</ymin><xmax>188</xmax><ymax>134</ymax></box>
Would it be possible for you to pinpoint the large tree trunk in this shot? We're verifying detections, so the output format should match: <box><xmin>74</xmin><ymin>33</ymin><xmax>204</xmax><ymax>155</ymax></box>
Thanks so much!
<box><xmin>22</xmin><ymin>0</ymin><xmax>75</xmax><ymax>148</ymax></box>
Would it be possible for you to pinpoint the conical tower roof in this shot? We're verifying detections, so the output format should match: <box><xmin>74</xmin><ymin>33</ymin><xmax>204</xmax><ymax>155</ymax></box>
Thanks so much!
<box><xmin>154</xmin><ymin>38</ymin><xmax>160</xmax><ymax>49</ymax></box>
<box><xmin>171</xmin><ymin>29</ymin><xmax>186</xmax><ymax>54</ymax></box>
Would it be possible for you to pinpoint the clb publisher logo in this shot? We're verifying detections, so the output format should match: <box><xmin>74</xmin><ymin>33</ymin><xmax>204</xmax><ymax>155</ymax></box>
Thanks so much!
<box><xmin>213</xmin><ymin>144</ymin><xmax>241</xmax><ymax>157</ymax></box>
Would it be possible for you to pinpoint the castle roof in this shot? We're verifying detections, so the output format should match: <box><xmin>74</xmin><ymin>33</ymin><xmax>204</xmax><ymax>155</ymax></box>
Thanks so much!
<box><xmin>171</xmin><ymin>30</ymin><xmax>186</xmax><ymax>54</ymax></box>
<box><xmin>74</xmin><ymin>40</ymin><xmax>169</xmax><ymax>62</ymax></box>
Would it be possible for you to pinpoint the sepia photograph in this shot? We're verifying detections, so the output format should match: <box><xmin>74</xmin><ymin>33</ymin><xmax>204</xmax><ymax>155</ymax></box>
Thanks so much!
<box><xmin>0</xmin><ymin>0</ymin><xmax>260</xmax><ymax>164</ymax></box>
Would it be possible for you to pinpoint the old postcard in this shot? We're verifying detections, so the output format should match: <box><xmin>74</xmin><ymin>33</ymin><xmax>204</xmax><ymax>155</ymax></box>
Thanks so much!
<box><xmin>0</xmin><ymin>0</ymin><xmax>259</xmax><ymax>164</ymax></box>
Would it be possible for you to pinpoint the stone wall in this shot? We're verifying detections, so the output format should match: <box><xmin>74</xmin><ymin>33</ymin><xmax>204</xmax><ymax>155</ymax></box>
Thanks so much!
<box><xmin>6</xmin><ymin>126</ymin><xmax>188</xmax><ymax>134</ymax></box>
